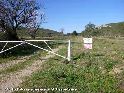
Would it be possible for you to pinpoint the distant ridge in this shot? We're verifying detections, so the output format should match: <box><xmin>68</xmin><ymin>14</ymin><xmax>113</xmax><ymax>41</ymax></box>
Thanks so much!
<box><xmin>16</xmin><ymin>28</ymin><xmax>62</xmax><ymax>38</ymax></box>
<box><xmin>82</xmin><ymin>21</ymin><xmax>124</xmax><ymax>37</ymax></box>
<box><xmin>0</xmin><ymin>27</ymin><xmax>63</xmax><ymax>40</ymax></box>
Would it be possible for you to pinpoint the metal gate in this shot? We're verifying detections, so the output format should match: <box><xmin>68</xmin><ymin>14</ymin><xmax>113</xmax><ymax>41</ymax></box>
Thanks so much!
<box><xmin>0</xmin><ymin>40</ymin><xmax>71</xmax><ymax>61</ymax></box>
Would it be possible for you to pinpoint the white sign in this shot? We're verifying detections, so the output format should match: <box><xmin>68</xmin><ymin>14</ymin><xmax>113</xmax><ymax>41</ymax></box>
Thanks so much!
<box><xmin>83</xmin><ymin>38</ymin><xmax>92</xmax><ymax>44</ymax></box>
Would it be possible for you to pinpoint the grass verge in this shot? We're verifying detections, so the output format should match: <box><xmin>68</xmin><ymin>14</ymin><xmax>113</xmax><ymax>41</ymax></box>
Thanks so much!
<box><xmin>5</xmin><ymin>37</ymin><xmax>124</xmax><ymax>93</ymax></box>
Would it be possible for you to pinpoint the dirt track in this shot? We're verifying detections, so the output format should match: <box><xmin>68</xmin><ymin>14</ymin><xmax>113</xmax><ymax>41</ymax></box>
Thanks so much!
<box><xmin>0</xmin><ymin>48</ymin><xmax>59</xmax><ymax>93</ymax></box>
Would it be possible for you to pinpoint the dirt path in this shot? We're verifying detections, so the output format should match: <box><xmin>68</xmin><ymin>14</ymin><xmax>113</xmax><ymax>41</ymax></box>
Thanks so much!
<box><xmin>0</xmin><ymin>55</ymin><xmax>32</xmax><ymax>71</ymax></box>
<box><xmin>0</xmin><ymin>48</ymin><xmax>59</xmax><ymax>93</ymax></box>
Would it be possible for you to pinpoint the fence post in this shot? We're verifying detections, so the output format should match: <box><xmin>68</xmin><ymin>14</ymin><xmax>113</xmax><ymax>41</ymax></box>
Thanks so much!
<box><xmin>67</xmin><ymin>40</ymin><xmax>71</xmax><ymax>61</ymax></box>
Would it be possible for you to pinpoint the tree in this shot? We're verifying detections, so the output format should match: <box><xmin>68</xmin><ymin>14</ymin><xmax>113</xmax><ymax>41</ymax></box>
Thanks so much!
<box><xmin>72</xmin><ymin>30</ymin><xmax>78</xmax><ymax>36</ymax></box>
<box><xmin>0</xmin><ymin>0</ymin><xmax>44</xmax><ymax>40</ymax></box>
<box><xmin>83</xmin><ymin>22</ymin><xmax>96</xmax><ymax>37</ymax></box>
<box><xmin>85</xmin><ymin>22</ymin><xmax>96</xmax><ymax>32</ymax></box>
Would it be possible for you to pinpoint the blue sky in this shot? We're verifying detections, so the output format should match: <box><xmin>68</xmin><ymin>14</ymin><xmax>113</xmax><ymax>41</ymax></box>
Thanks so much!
<box><xmin>38</xmin><ymin>0</ymin><xmax>124</xmax><ymax>33</ymax></box>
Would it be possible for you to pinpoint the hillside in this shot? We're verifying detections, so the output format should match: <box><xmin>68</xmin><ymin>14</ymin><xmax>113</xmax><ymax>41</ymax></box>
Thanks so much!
<box><xmin>0</xmin><ymin>28</ymin><xmax>63</xmax><ymax>40</ymax></box>
<box><xmin>82</xmin><ymin>22</ymin><xmax>124</xmax><ymax>37</ymax></box>
<box><xmin>17</xmin><ymin>28</ymin><xmax>62</xmax><ymax>38</ymax></box>
<box><xmin>36</xmin><ymin>28</ymin><xmax>63</xmax><ymax>37</ymax></box>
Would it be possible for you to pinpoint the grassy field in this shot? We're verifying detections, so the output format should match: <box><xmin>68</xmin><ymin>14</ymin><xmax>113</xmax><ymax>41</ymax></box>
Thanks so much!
<box><xmin>0</xmin><ymin>36</ymin><xmax>124</xmax><ymax>93</ymax></box>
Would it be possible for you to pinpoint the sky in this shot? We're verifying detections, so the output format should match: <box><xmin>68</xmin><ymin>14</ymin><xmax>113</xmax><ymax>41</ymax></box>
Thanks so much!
<box><xmin>38</xmin><ymin>0</ymin><xmax>124</xmax><ymax>33</ymax></box>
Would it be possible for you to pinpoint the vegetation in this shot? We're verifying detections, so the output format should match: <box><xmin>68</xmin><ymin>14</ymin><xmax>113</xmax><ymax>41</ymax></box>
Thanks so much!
<box><xmin>82</xmin><ymin>22</ymin><xmax>124</xmax><ymax>37</ymax></box>
<box><xmin>72</xmin><ymin>30</ymin><xmax>78</xmax><ymax>36</ymax></box>
<box><xmin>9</xmin><ymin>36</ymin><xmax>124</xmax><ymax>93</ymax></box>
<box><xmin>82</xmin><ymin>22</ymin><xmax>96</xmax><ymax>37</ymax></box>
<box><xmin>0</xmin><ymin>0</ymin><xmax>124</xmax><ymax>93</ymax></box>
<box><xmin>0</xmin><ymin>2</ymin><xmax>124</xmax><ymax>92</ymax></box>
<box><xmin>16</xmin><ymin>27</ymin><xmax>64</xmax><ymax>40</ymax></box>
<box><xmin>0</xmin><ymin>27</ymin><xmax>124</xmax><ymax>93</ymax></box>
<box><xmin>0</xmin><ymin>0</ymin><xmax>43</xmax><ymax>40</ymax></box>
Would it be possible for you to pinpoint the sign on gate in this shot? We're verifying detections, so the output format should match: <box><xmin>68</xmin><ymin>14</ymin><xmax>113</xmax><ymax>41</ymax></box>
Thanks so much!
<box><xmin>83</xmin><ymin>38</ymin><xmax>92</xmax><ymax>49</ymax></box>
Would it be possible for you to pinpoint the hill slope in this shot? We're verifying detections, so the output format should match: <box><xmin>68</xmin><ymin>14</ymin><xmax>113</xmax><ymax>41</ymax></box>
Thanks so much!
<box><xmin>82</xmin><ymin>22</ymin><xmax>124</xmax><ymax>37</ymax></box>
<box><xmin>0</xmin><ymin>28</ymin><xmax>62</xmax><ymax>40</ymax></box>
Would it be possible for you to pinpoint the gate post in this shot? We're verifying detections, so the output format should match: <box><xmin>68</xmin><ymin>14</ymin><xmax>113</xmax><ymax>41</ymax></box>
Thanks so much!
<box><xmin>67</xmin><ymin>40</ymin><xmax>71</xmax><ymax>61</ymax></box>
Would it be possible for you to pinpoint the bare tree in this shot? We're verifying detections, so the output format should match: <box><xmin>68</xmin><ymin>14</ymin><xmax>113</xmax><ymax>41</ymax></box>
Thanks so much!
<box><xmin>0</xmin><ymin>0</ymin><xmax>44</xmax><ymax>40</ymax></box>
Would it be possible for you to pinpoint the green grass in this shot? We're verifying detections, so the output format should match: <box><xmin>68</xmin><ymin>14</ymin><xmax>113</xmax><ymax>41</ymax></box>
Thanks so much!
<box><xmin>11</xmin><ymin>38</ymin><xmax>124</xmax><ymax>93</ymax></box>
<box><xmin>6</xmin><ymin>36</ymin><xmax>124</xmax><ymax>93</ymax></box>
<box><xmin>13</xmin><ymin>58</ymin><xmax>118</xmax><ymax>93</ymax></box>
